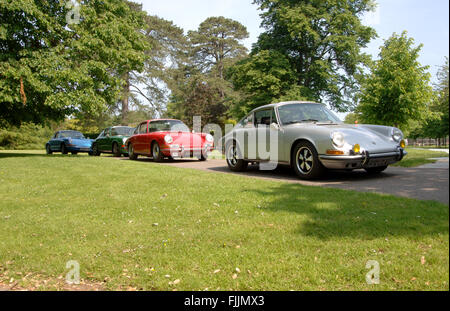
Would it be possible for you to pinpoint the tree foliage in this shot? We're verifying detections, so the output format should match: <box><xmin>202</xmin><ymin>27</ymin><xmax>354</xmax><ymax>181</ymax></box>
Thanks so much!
<box><xmin>357</xmin><ymin>31</ymin><xmax>433</xmax><ymax>130</ymax></box>
<box><xmin>166</xmin><ymin>17</ymin><xmax>249</xmax><ymax>127</ymax></box>
<box><xmin>0</xmin><ymin>0</ymin><xmax>149</xmax><ymax>127</ymax></box>
<box><xmin>235</xmin><ymin>0</ymin><xmax>377</xmax><ymax>113</ymax></box>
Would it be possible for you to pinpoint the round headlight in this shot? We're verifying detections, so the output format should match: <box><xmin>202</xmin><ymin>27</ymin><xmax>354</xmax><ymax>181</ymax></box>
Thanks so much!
<box><xmin>331</xmin><ymin>132</ymin><xmax>345</xmax><ymax>148</ymax></box>
<box><xmin>164</xmin><ymin>135</ymin><xmax>173</xmax><ymax>144</ymax></box>
<box><xmin>392</xmin><ymin>129</ymin><xmax>403</xmax><ymax>142</ymax></box>
<box><xmin>205</xmin><ymin>134</ymin><xmax>214</xmax><ymax>143</ymax></box>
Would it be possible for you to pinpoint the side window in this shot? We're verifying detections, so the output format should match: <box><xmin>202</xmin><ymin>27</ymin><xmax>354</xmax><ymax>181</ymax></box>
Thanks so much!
<box><xmin>254</xmin><ymin>110</ymin><xmax>272</xmax><ymax>127</ymax></box>
<box><xmin>53</xmin><ymin>133</ymin><xmax>58</xmax><ymax>139</ymax></box>
<box><xmin>105</xmin><ymin>128</ymin><xmax>110</xmax><ymax>137</ymax></box>
<box><xmin>139</xmin><ymin>123</ymin><xmax>148</xmax><ymax>134</ymax></box>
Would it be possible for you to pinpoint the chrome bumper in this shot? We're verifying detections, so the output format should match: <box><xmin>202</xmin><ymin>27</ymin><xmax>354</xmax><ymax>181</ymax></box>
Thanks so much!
<box><xmin>319</xmin><ymin>149</ymin><xmax>407</xmax><ymax>170</ymax></box>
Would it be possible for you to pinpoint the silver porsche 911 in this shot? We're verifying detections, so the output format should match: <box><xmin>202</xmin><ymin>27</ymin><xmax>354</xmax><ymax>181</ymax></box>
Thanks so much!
<box><xmin>223</xmin><ymin>101</ymin><xmax>407</xmax><ymax>180</ymax></box>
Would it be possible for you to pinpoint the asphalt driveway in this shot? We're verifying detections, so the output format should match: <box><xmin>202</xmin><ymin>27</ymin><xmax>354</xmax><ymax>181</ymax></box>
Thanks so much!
<box><xmin>157</xmin><ymin>159</ymin><xmax>449</xmax><ymax>205</ymax></box>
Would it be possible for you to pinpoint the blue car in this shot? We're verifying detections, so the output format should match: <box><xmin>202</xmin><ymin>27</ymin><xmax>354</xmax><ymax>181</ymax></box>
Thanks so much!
<box><xmin>46</xmin><ymin>130</ymin><xmax>94</xmax><ymax>155</ymax></box>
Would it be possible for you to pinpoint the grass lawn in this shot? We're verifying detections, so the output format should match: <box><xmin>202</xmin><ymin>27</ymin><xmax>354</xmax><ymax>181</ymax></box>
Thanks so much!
<box><xmin>392</xmin><ymin>148</ymin><xmax>449</xmax><ymax>167</ymax></box>
<box><xmin>0</xmin><ymin>150</ymin><xmax>448</xmax><ymax>291</ymax></box>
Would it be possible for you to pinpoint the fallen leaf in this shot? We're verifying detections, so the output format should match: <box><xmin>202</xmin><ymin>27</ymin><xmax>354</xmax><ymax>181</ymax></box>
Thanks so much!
<box><xmin>235</xmin><ymin>267</ymin><xmax>241</xmax><ymax>274</ymax></box>
<box><xmin>213</xmin><ymin>269</ymin><xmax>221</xmax><ymax>274</ymax></box>
<box><xmin>232</xmin><ymin>274</ymin><xmax>238</xmax><ymax>279</ymax></box>
<box><xmin>421</xmin><ymin>256</ymin><xmax>426</xmax><ymax>265</ymax></box>
<box><xmin>173</xmin><ymin>279</ymin><xmax>180</xmax><ymax>285</ymax></box>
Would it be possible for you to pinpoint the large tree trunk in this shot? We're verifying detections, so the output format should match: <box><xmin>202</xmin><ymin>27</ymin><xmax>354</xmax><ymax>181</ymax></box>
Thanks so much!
<box><xmin>121</xmin><ymin>72</ymin><xmax>130</xmax><ymax>124</ymax></box>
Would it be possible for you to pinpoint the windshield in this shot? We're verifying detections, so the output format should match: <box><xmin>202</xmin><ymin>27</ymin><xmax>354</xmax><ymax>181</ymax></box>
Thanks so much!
<box><xmin>111</xmin><ymin>127</ymin><xmax>134</xmax><ymax>136</ymax></box>
<box><xmin>149</xmin><ymin>120</ymin><xmax>190</xmax><ymax>133</ymax></box>
<box><xmin>60</xmin><ymin>131</ymin><xmax>84</xmax><ymax>139</ymax></box>
<box><xmin>277</xmin><ymin>103</ymin><xmax>341</xmax><ymax>125</ymax></box>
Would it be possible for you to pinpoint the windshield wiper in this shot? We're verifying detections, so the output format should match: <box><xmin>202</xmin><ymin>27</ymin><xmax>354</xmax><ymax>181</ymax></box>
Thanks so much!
<box><xmin>301</xmin><ymin>119</ymin><xmax>319</xmax><ymax>123</ymax></box>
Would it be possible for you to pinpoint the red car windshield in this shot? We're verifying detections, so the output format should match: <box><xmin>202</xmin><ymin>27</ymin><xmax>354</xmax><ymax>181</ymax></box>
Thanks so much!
<box><xmin>149</xmin><ymin>120</ymin><xmax>190</xmax><ymax>133</ymax></box>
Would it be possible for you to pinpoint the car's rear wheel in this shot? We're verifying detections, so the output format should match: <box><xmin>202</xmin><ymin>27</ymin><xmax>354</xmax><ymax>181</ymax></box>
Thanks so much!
<box><xmin>46</xmin><ymin>144</ymin><xmax>52</xmax><ymax>155</ymax></box>
<box><xmin>128</xmin><ymin>143</ymin><xmax>138</xmax><ymax>160</ymax></box>
<box><xmin>292</xmin><ymin>141</ymin><xmax>325</xmax><ymax>180</ymax></box>
<box><xmin>92</xmin><ymin>143</ymin><xmax>100</xmax><ymax>156</ymax></box>
<box><xmin>226</xmin><ymin>142</ymin><xmax>248</xmax><ymax>172</ymax></box>
<box><xmin>112</xmin><ymin>142</ymin><xmax>121</xmax><ymax>157</ymax></box>
<box><xmin>61</xmin><ymin>144</ymin><xmax>68</xmax><ymax>155</ymax></box>
<box><xmin>365</xmin><ymin>166</ymin><xmax>388</xmax><ymax>174</ymax></box>
<box><xmin>152</xmin><ymin>142</ymin><xmax>164</xmax><ymax>162</ymax></box>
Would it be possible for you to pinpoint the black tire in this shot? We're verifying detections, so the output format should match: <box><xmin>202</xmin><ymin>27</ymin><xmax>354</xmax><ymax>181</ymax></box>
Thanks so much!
<box><xmin>128</xmin><ymin>143</ymin><xmax>138</xmax><ymax>160</ymax></box>
<box><xmin>92</xmin><ymin>143</ymin><xmax>101</xmax><ymax>156</ymax></box>
<box><xmin>226</xmin><ymin>141</ymin><xmax>248</xmax><ymax>172</ymax></box>
<box><xmin>46</xmin><ymin>144</ymin><xmax>53</xmax><ymax>155</ymax></box>
<box><xmin>152</xmin><ymin>142</ymin><xmax>164</xmax><ymax>162</ymax></box>
<box><xmin>61</xmin><ymin>144</ymin><xmax>68</xmax><ymax>155</ymax></box>
<box><xmin>365</xmin><ymin>166</ymin><xmax>388</xmax><ymax>174</ymax></box>
<box><xmin>198</xmin><ymin>152</ymin><xmax>208</xmax><ymax>161</ymax></box>
<box><xmin>112</xmin><ymin>142</ymin><xmax>121</xmax><ymax>157</ymax></box>
<box><xmin>292</xmin><ymin>141</ymin><xmax>325</xmax><ymax>180</ymax></box>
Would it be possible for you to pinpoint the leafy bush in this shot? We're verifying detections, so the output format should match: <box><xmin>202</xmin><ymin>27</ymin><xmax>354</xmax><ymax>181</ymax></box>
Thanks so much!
<box><xmin>0</xmin><ymin>123</ymin><xmax>53</xmax><ymax>150</ymax></box>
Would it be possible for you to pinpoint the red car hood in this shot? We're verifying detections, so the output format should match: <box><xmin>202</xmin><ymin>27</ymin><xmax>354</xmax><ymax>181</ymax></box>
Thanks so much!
<box><xmin>168</xmin><ymin>132</ymin><xmax>205</xmax><ymax>148</ymax></box>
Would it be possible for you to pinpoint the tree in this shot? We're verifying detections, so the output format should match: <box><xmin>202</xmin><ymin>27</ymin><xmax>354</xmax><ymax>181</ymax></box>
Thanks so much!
<box><xmin>0</xmin><ymin>0</ymin><xmax>148</xmax><ymax>127</ymax></box>
<box><xmin>127</xmin><ymin>14</ymin><xmax>187</xmax><ymax>120</ymax></box>
<box><xmin>432</xmin><ymin>57</ymin><xmax>449</xmax><ymax>138</ymax></box>
<box><xmin>166</xmin><ymin>17</ymin><xmax>249</xmax><ymax>127</ymax></box>
<box><xmin>188</xmin><ymin>17</ymin><xmax>249</xmax><ymax>83</ymax></box>
<box><xmin>248</xmin><ymin>0</ymin><xmax>376</xmax><ymax>111</ymax></box>
<box><xmin>344</xmin><ymin>112</ymin><xmax>362</xmax><ymax>124</ymax></box>
<box><xmin>357</xmin><ymin>31</ymin><xmax>433</xmax><ymax>130</ymax></box>
<box><xmin>229</xmin><ymin>50</ymin><xmax>302</xmax><ymax>118</ymax></box>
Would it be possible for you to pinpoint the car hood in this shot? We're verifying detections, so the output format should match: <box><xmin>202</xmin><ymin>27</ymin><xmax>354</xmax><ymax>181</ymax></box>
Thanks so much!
<box><xmin>286</xmin><ymin>123</ymin><xmax>400</xmax><ymax>153</ymax></box>
<box><xmin>167</xmin><ymin>132</ymin><xmax>206</xmax><ymax>147</ymax></box>
<box><xmin>67</xmin><ymin>138</ymin><xmax>94</xmax><ymax>146</ymax></box>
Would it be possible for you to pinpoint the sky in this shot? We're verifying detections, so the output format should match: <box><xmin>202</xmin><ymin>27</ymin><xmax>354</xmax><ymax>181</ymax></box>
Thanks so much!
<box><xmin>137</xmin><ymin>0</ymin><xmax>449</xmax><ymax>116</ymax></box>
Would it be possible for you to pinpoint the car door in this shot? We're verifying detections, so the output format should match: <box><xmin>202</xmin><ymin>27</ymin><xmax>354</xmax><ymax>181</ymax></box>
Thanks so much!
<box><xmin>234</xmin><ymin>113</ymin><xmax>256</xmax><ymax>160</ymax></box>
<box><xmin>95</xmin><ymin>130</ymin><xmax>105</xmax><ymax>151</ymax></box>
<box><xmin>101</xmin><ymin>128</ymin><xmax>112</xmax><ymax>152</ymax></box>
<box><xmin>134</xmin><ymin>122</ymin><xmax>148</xmax><ymax>154</ymax></box>
<box><xmin>49</xmin><ymin>132</ymin><xmax>59</xmax><ymax>151</ymax></box>
<box><xmin>254</xmin><ymin>109</ymin><xmax>272</xmax><ymax>161</ymax></box>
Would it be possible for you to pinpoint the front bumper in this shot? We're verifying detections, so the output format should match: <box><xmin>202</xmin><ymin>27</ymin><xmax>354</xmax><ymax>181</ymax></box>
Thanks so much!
<box><xmin>161</xmin><ymin>145</ymin><xmax>214</xmax><ymax>158</ymax></box>
<box><xmin>66</xmin><ymin>145</ymin><xmax>92</xmax><ymax>153</ymax></box>
<box><xmin>319</xmin><ymin>149</ymin><xmax>407</xmax><ymax>170</ymax></box>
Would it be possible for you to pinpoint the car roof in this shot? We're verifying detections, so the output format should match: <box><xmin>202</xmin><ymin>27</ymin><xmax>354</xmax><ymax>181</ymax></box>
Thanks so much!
<box><xmin>250</xmin><ymin>101</ymin><xmax>322</xmax><ymax>113</ymax></box>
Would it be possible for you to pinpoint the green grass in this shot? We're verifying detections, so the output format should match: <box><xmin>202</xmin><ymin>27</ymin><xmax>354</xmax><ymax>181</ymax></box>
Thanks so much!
<box><xmin>392</xmin><ymin>148</ymin><xmax>449</xmax><ymax>167</ymax></box>
<box><xmin>0</xmin><ymin>150</ymin><xmax>448</xmax><ymax>291</ymax></box>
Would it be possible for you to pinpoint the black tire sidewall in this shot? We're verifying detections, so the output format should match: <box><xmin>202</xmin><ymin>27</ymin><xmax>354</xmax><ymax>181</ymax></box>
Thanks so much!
<box><xmin>226</xmin><ymin>142</ymin><xmax>248</xmax><ymax>172</ymax></box>
<box><xmin>292</xmin><ymin>141</ymin><xmax>324</xmax><ymax>180</ymax></box>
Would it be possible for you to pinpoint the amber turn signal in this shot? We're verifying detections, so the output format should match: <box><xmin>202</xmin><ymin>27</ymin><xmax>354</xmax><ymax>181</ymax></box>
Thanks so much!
<box><xmin>353</xmin><ymin>144</ymin><xmax>361</xmax><ymax>154</ymax></box>
<box><xmin>326</xmin><ymin>150</ymin><xmax>345</xmax><ymax>155</ymax></box>
<box><xmin>400</xmin><ymin>140</ymin><xmax>406</xmax><ymax>148</ymax></box>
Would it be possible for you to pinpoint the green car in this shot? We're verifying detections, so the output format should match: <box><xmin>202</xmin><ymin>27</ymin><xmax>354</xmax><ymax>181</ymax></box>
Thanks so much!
<box><xmin>91</xmin><ymin>126</ymin><xmax>135</xmax><ymax>157</ymax></box>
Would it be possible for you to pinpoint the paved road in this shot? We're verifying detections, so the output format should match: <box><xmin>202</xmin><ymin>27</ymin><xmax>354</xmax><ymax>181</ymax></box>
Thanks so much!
<box><xmin>155</xmin><ymin>159</ymin><xmax>449</xmax><ymax>205</ymax></box>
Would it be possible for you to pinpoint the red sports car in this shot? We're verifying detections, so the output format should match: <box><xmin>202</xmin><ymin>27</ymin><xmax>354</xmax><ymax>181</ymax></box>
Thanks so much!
<box><xmin>126</xmin><ymin>119</ymin><xmax>214</xmax><ymax>161</ymax></box>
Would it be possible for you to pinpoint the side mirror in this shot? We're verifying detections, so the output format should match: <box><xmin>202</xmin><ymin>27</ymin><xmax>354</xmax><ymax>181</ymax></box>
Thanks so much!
<box><xmin>270</xmin><ymin>123</ymin><xmax>280</xmax><ymax>131</ymax></box>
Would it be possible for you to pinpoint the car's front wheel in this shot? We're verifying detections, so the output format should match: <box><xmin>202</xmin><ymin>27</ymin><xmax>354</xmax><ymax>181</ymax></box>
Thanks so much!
<box><xmin>61</xmin><ymin>144</ymin><xmax>68</xmax><ymax>155</ymax></box>
<box><xmin>226</xmin><ymin>142</ymin><xmax>248</xmax><ymax>172</ymax></box>
<box><xmin>112</xmin><ymin>142</ymin><xmax>121</xmax><ymax>157</ymax></box>
<box><xmin>128</xmin><ymin>144</ymin><xmax>138</xmax><ymax>160</ymax></box>
<box><xmin>152</xmin><ymin>142</ymin><xmax>164</xmax><ymax>162</ymax></box>
<box><xmin>365</xmin><ymin>166</ymin><xmax>388</xmax><ymax>174</ymax></box>
<box><xmin>46</xmin><ymin>144</ymin><xmax>52</xmax><ymax>155</ymax></box>
<box><xmin>292</xmin><ymin>141</ymin><xmax>325</xmax><ymax>180</ymax></box>
<box><xmin>92</xmin><ymin>143</ymin><xmax>100</xmax><ymax>156</ymax></box>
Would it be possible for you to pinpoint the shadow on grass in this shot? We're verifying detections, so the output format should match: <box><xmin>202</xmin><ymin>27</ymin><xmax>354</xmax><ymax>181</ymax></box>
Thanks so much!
<box><xmin>251</xmin><ymin>183</ymin><xmax>449</xmax><ymax>240</ymax></box>
<box><xmin>0</xmin><ymin>152</ymin><xmax>82</xmax><ymax>159</ymax></box>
